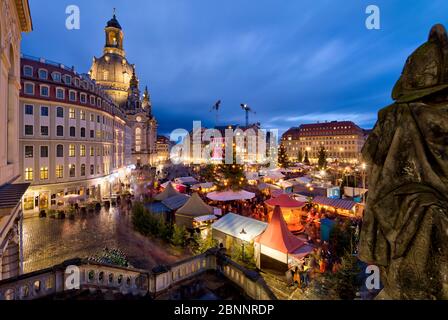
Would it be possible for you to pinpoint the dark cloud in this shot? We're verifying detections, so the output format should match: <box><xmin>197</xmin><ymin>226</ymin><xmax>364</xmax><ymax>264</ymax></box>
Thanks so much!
<box><xmin>22</xmin><ymin>0</ymin><xmax>448</xmax><ymax>135</ymax></box>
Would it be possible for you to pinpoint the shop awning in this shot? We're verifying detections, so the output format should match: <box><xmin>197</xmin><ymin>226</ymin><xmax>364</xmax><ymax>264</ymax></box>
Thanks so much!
<box><xmin>0</xmin><ymin>183</ymin><xmax>30</xmax><ymax>211</ymax></box>
<box><xmin>193</xmin><ymin>215</ymin><xmax>217</xmax><ymax>223</ymax></box>
<box><xmin>313</xmin><ymin>196</ymin><xmax>357</xmax><ymax>211</ymax></box>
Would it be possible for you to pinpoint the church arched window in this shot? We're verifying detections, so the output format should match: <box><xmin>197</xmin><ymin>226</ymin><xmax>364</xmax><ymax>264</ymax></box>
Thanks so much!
<box><xmin>135</xmin><ymin>127</ymin><xmax>142</xmax><ymax>152</ymax></box>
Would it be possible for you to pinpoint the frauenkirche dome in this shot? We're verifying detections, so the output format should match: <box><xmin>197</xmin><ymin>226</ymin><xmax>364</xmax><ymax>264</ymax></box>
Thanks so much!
<box><xmin>89</xmin><ymin>13</ymin><xmax>136</xmax><ymax>107</ymax></box>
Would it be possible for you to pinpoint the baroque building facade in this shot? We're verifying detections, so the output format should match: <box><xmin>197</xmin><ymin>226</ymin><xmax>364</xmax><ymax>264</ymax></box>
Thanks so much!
<box><xmin>0</xmin><ymin>0</ymin><xmax>32</xmax><ymax>280</ymax></box>
<box><xmin>18</xmin><ymin>56</ymin><xmax>129</xmax><ymax>216</ymax></box>
<box><xmin>90</xmin><ymin>14</ymin><xmax>157</xmax><ymax>166</ymax></box>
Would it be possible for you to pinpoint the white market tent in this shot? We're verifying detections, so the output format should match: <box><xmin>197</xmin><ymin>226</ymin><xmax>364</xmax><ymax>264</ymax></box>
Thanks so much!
<box><xmin>263</xmin><ymin>171</ymin><xmax>285</xmax><ymax>180</ymax></box>
<box><xmin>211</xmin><ymin>213</ymin><xmax>268</xmax><ymax>242</ymax></box>
<box><xmin>191</xmin><ymin>182</ymin><xmax>215</xmax><ymax>191</ymax></box>
<box><xmin>174</xmin><ymin>176</ymin><xmax>198</xmax><ymax>185</ymax></box>
<box><xmin>206</xmin><ymin>190</ymin><xmax>255</xmax><ymax>201</ymax></box>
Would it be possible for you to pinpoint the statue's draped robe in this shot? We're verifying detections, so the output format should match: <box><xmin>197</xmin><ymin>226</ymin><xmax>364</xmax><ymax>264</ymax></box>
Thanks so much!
<box><xmin>360</xmin><ymin>102</ymin><xmax>448</xmax><ymax>299</ymax></box>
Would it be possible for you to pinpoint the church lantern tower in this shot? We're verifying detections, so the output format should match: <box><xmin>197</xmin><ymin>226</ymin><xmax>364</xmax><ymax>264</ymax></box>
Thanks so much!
<box><xmin>89</xmin><ymin>11</ymin><xmax>135</xmax><ymax>107</ymax></box>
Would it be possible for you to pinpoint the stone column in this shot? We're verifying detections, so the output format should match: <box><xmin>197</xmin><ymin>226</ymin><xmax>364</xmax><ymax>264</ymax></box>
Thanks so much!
<box><xmin>1</xmin><ymin>235</ymin><xmax>20</xmax><ymax>279</ymax></box>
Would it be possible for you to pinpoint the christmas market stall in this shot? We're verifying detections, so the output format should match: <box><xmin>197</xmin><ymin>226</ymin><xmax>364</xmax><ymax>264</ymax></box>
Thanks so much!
<box><xmin>175</xmin><ymin>193</ymin><xmax>216</xmax><ymax>229</ymax></box>
<box><xmin>265</xmin><ymin>194</ymin><xmax>306</xmax><ymax>232</ymax></box>
<box><xmin>254</xmin><ymin>206</ymin><xmax>313</xmax><ymax>271</ymax></box>
<box><xmin>211</xmin><ymin>213</ymin><xmax>268</xmax><ymax>267</ymax></box>
<box><xmin>312</xmin><ymin>196</ymin><xmax>361</xmax><ymax>217</ymax></box>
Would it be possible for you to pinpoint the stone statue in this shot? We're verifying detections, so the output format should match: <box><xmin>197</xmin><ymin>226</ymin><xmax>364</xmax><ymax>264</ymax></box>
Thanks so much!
<box><xmin>359</xmin><ymin>24</ymin><xmax>448</xmax><ymax>300</ymax></box>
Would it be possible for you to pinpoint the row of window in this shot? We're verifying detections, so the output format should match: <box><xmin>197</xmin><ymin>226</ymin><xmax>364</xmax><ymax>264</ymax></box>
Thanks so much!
<box><xmin>24</xmin><ymin>144</ymin><xmax>113</xmax><ymax>158</ymax></box>
<box><xmin>24</xmin><ymin>164</ymin><xmax>102</xmax><ymax>181</ymax></box>
<box><xmin>24</xmin><ymin>104</ymin><xmax>114</xmax><ymax>125</ymax></box>
<box><xmin>23</xmin><ymin>124</ymin><xmax>113</xmax><ymax>140</ymax></box>
<box><xmin>23</xmin><ymin>65</ymin><xmax>96</xmax><ymax>92</ymax></box>
<box><xmin>23</xmin><ymin>83</ymin><xmax>105</xmax><ymax>108</ymax></box>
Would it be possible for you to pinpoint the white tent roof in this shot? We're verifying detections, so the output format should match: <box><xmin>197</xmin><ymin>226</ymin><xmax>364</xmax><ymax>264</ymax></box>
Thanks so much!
<box><xmin>191</xmin><ymin>182</ymin><xmax>214</xmax><ymax>190</ymax></box>
<box><xmin>194</xmin><ymin>215</ymin><xmax>217</xmax><ymax>222</ymax></box>
<box><xmin>174</xmin><ymin>176</ymin><xmax>197</xmax><ymax>184</ymax></box>
<box><xmin>264</xmin><ymin>171</ymin><xmax>285</xmax><ymax>180</ymax></box>
<box><xmin>206</xmin><ymin>190</ymin><xmax>255</xmax><ymax>201</ymax></box>
<box><xmin>211</xmin><ymin>213</ymin><xmax>267</xmax><ymax>241</ymax></box>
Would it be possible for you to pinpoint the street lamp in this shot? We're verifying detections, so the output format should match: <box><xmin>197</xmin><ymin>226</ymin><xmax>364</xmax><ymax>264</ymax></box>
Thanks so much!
<box><xmin>240</xmin><ymin>228</ymin><xmax>247</xmax><ymax>263</ymax></box>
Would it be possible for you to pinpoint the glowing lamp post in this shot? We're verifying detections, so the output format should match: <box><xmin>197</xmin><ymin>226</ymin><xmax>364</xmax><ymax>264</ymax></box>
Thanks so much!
<box><xmin>240</xmin><ymin>228</ymin><xmax>247</xmax><ymax>263</ymax></box>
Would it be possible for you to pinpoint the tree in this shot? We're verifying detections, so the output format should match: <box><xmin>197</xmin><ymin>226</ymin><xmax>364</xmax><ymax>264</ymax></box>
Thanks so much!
<box><xmin>277</xmin><ymin>143</ymin><xmax>289</xmax><ymax>168</ymax></box>
<box><xmin>193</xmin><ymin>230</ymin><xmax>218</xmax><ymax>254</ymax></box>
<box><xmin>200</xmin><ymin>164</ymin><xmax>215</xmax><ymax>182</ymax></box>
<box><xmin>304</xmin><ymin>150</ymin><xmax>310</xmax><ymax>165</ymax></box>
<box><xmin>317</xmin><ymin>146</ymin><xmax>328</xmax><ymax>170</ymax></box>
<box><xmin>231</xmin><ymin>241</ymin><xmax>256</xmax><ymax>270</ymax></box>
<box><xmin>213</xmin><ymin>141</ymin><xmax>248</xmax><ymax>191</ymax></box>
<box><xmin>297</xmin><ymin>149</ymin><xmax>303</xmax><ymax>163</ymax></box>
<box><xmin>171</xmin><ymin>224</ymin><xmax>188</xmax><ymax>247</ymax></box>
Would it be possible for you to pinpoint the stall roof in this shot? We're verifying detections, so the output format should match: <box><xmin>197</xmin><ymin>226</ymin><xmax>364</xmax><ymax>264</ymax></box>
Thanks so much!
<box><xmin>194</xmin><ymin>215</ymin><xmax>217</xmax><ymax>222</ymax></box>
<box><xmin>174</xmin><ymin>176</ymin><xmax>198</xmax><ymax>185</ymax></box>
<box><xmin>212</xmin><ymin>213</ymin><xmax>267</xmax><ymax>241</ymax></box>
<box><xmin>155</xmin><ymin>182</ymin><xmax>181</xmax><ymax>201</ymax></box>
<box><xmin>313</xmin><ymin>196</ymin><xmax>357</xmax><ymax>211</ymax></box>
<box><xmin>145</xmin><ymin>202</ymin><xmax>170</xmax><ymax>214</ymax></box>
<box><xmin>207</xmin><ymin>190</ymin><xmax>255</xmax><ymax>201</ymax></box>
<box><xmin>162</xmin><ymin>194</ymin><xmax>190</xmax><ymax>210</ymax></box>
<box><xmin>176</xmin><ymin>193</ymin><xmax>213</xmax><ymax>217</ymax></box>
<box><xmin>265</xmin><ymin>194</ymin><xmax>305</xmax><ymax>208</ymax></box>
<box><xmin>255</xmin><ymin>206</ymin><xmax>306</xmax><ymax>253</ymax></box>
<box><xmin>191</xmin><ymin>182</ymin><xmax>214</xmax><ymax>190</ymax></box>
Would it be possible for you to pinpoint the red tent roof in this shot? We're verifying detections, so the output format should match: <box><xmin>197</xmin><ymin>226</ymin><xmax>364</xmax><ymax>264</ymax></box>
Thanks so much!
<box><xmin>256</xmin><ymin>205</ymin><xmax>306</xmax><ymax>253</ymax></box>
<box><xmin>265</xmin><ymin>194</ymin><xmax>305</xmax><ymax>208</ymax></box>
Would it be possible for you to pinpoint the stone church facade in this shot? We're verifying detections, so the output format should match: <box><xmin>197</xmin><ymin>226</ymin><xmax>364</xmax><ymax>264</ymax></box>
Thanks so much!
<box><xmin>90</xmin><ymin>13</ymin><xmax>158</xmax><ymax>166</ymax></box>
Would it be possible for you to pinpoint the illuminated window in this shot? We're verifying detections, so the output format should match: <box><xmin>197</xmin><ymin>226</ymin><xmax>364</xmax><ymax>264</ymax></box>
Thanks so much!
<box><xmin>40</xmin><ymin>167</ymin><xmax>49</xmax><ymax>180</ymax></box>
<box><xmin>56</xmin><ymin>165</ymin><xmax>63</xmax><ymax>179</ymax></box>
<box><xmin>69</xmin><ymin>144</ymin><xmax>75</xmax><ymax>157</ymax></box>
<box><xmin>80</xmin><ymin>164</ymin><xmax>86</xmax><ymax>176</ymax></box>
<box><xmin>80</xmin><ymin>145</ymin><xmax>86</xmax><ymax>157</ymax></box>
<box><xmin>90</xmin><ymin>146</ymin><xmax>94</xmax><ymax>156</ymax></box>
<box><xmin>69</xmin><ymin>108</ymin><xmax>76</xmax><ymax>119</ymax></box>
<box><xmin>135</xmin><ymin>127</ymin><xmax>142</xmax><ymax>152</ymax></box>
<box><xmin>80</xmin><ymin>110</ymin><xmax>86</xmax><ymax>120</ymax></box>
<box><xmin>25</xmin><ymin>168</ymin><xmax>33</xmax><ymax>181</ymax></box>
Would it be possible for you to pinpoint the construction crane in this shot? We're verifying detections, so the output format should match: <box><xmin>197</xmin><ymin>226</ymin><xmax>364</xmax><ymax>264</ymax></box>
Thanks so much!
<box><xmin>210</xmin><ymin>100</ymin><xmax>221</xmax><ymax>126</ymax></box>
<box><xmin>240</xmin><ymin>103</ymin><xmax>256</xmax><ymax>127</ymax></box>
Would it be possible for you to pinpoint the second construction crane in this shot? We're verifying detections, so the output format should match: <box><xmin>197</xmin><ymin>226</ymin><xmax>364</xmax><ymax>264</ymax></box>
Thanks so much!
<box><xmin>240</xmin><ymin>103</ymin><xmax>255</xmax><ymax>127</ymax></box>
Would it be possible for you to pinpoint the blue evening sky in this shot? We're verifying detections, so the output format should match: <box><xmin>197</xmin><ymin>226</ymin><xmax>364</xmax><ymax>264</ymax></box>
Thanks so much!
<box><xmin>21</xmin><ymin>0</ymin><xmax>448</xmax><ymax>135</ymax></box>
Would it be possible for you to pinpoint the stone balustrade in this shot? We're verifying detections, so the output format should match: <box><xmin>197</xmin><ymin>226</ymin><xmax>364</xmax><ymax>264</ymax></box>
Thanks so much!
<box><xmin>0</xmin><ymin>250</ymin><xmax>276</xmax><ymax>300</ymax></box>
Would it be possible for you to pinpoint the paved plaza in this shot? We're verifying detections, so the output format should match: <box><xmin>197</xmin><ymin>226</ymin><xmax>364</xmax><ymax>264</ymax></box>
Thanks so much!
<box><xmin>22</xmin><ymin>208</ymin><xmax>189</xmax><ymax>273</ymax></box>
